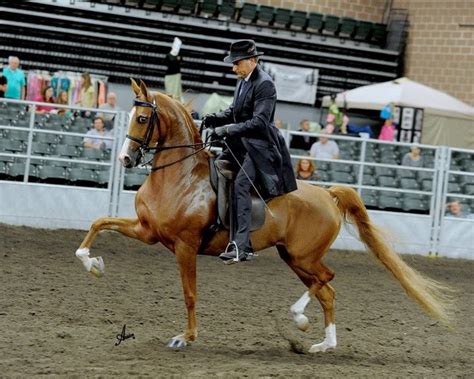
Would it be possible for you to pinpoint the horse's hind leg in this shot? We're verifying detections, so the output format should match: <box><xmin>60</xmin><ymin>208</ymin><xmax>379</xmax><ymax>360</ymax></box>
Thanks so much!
<box><xmin>76</xmin><ymin>217</ymin><xmax>155</xmax><ymax>276</ymax></box>
<box><xmin>277</xmin><ymin>246</ymin><xmax>337</xmax><ymax>352</ymax></box>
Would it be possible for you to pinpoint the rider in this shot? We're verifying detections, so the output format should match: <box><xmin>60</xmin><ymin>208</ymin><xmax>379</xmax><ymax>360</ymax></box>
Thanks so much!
<box><xmin>202</xmin><ymin>39</ymin><xmax>297</xmax><ymax>262</ymax></box>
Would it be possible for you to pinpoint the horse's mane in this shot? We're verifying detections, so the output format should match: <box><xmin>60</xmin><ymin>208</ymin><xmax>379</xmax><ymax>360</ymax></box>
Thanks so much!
<box><xmin>155</xmin><ymin>92</ymin><xmax>201</xmax><ymax>144</ymax></box>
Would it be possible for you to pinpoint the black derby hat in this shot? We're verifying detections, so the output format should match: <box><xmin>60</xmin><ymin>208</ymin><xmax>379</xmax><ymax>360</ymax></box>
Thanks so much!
<box><xmin>223</xmin><ymin>39</ymin><xmax>264</xmax><ymax>64</ymax></box>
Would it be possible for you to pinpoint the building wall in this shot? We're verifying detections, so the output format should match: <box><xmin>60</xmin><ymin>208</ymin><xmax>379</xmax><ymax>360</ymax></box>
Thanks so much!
<box><xmin>392</xmin><ymin>0</ymin><xmax>474</xmax><ymax>106</ymax></box>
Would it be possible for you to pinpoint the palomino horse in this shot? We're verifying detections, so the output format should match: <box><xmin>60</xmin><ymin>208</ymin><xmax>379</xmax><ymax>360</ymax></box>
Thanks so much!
<box><xmin>76</xmin><ymin>79</ymin><xmax>451</xmax><ymax>352</ymax></box>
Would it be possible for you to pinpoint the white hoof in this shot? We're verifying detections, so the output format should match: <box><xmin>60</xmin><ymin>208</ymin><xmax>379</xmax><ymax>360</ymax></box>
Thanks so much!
<box><xmin>294</xmin><ymin>314</ymin><xmax>310</xmax><ymax>332</ymax></box>
<box><xmin>308</xmin><ymin>341</ymin><xmax>336</xmax><ymax>353</ymax></box>
<box><xmin>167</xmin><ymin>334</ymin><xmax>187</xmax><ymax>349</ymax></box>
<box><xmin>309</xmin><ymin>324</ymin><xmax>337</xmax><ymax>353</ymax></box>
<box><xmin>76</xmin><ymin>248</ymin><xmax>105</xmax><ymax>277</ymax></box>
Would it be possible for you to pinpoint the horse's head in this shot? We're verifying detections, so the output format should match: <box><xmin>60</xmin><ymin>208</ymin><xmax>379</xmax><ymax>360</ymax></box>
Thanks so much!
<box><xmin>119</xmin><ymin>79</ymin><xmax>160</xmax><ymax>168</ymax></box>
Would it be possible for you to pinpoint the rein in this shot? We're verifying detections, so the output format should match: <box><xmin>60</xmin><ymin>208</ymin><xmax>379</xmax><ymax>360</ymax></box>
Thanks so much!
<box><xmin>129</xmin><ymin>99</ymin><xmax>211</xmax><ymax>172</ymax></box>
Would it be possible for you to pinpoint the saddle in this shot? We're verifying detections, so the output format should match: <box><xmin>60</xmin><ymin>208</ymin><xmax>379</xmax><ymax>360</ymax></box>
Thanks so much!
<box><xmin>209</xmin><ymin>156</ymin><xmax>265</xmax><ymax>231</ymax></box>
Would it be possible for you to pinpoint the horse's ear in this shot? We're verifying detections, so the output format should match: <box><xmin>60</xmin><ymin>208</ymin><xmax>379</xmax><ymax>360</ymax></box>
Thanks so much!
<box><xmin>130</xmin><ymin>78</ymin><xmax>140</xmax><ymax>95</ymax></box>
<box><xmin>139</xmin><ymin>80</ymin><xmax>150</xmax><ymax>100</ymax></box>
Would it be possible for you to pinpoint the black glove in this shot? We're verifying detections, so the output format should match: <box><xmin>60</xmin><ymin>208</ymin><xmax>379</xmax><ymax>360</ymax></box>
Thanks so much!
<box><xmin>201</xmin><ymin>113</ymin><xmax>218</xmax><ymax>129</ymax></box>
<box><xmin>212</xmin><ymin>124</ymin><xmax>238</xmax><ymax>139</ymax></box>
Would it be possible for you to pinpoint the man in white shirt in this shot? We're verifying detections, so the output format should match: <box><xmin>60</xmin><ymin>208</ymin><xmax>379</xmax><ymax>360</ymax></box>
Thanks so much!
<box><xmin>98</xmin><ymin>92</ymin><xmax>121</xmax><ymax>128</ymax></box>
<box><xmin>310</xmin><ymin>131</ymin><xmax>339</xmax><ymax>160</ymax></box>
<box><xmin>83</xmin><ymin>116</ymin><xmax>113</xmax><ymax>150</ymax></box>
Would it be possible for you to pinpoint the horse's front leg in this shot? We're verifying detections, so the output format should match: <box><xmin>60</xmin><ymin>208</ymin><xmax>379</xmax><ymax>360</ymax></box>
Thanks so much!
<box><xmin>167</xmin><ymin>242</ymin><xmax>198</xmax><ymax>349</ymax></box>
<box><xmin>76</xmin><ymin>217</ymin><xmax>155</xmax><ymax>277</ymax></box>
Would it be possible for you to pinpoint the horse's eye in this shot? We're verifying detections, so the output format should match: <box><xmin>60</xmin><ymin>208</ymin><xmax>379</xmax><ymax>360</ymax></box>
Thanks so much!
<box><xmin>137</xmin><ymin>115</ymin><xmax>148</xmax><ymax>124</ymax></box>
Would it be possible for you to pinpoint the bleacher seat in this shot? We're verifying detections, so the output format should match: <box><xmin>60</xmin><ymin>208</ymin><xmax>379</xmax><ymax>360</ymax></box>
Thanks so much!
<box><xmin>374</xmin><ymin>166</ymin><xmax>395</xmax><ymax>177</ymax></box>
<box><xmin>378</xmin><ymin>175</ymin><xmax>397</xmax><ymax>187</ymax></box>
<box><xmin>55</xmin><ymin>144</ymin><xmax>80</xmax><ymax>158</ymax></box>
<box><xmin>330</xmin><ymin>162</ymin><xmax>352</xmax><ymax>173</ymax></box>
<box><xmin>34</xmin><ymin>132</ymin><xmax>58</xmax><ymax>144</ymax></box>
<box><xmin>400</xmin><ymin>178</ymin><xmax>420</xmax><ymax>190</ymax></box>
<box><xmin>68</xmin><ymin>168</ymin><xmax>97</xmax><ymax>186</ymax></box>
<box><xmin>378</xmin><ymin>195</ymin><xmax>402</xmax><ymax>210</ymax></box>
<box><xmin>219</xmin><ymin>1</ymin><xmax>235</xmax><ymax>19</ymax></box>
<box><xmin>396</xmin><ymin>168</ymin><xmax>416</xmax><ymax>179</ymax></box>
<box><xmin>180</xmin><ymin>0</ymin><xmax>197</xmax><ymax>14</ymax></box>
<box><xmin>7</xmin><ymin>162</ymin><xmax>27</xmax><ymax>179</ymax></box>
<box><xmin>200</xmin><ymin>0</ymin><xmax>217</xmax><ymax>17</ymax></box>
<box><xmin>0</xmin><ymin>162</ymin><xmax>7</xmax><ymax>178</ymax></box>
<box><xmin>289</xmin><ymin>148</ymin><xmax>309</xmax><ymax>156</ymax></box>
<box><xmin>290</xmin><ymin>10</ymin><xmax>307</xmax><ymax>29</ymax></box>
<box><xmin>323</xmin><ymin>15</ymin><xmax>340</xmax><ymax>35</ymax></box>
<box><xmin>307</xmin><ymin>12</ymin><xmax>323</xmax><ymax>32</ymax></box>
<box><xmin>124</xmin><ymin>171</ymin><xmax>147</xmax><ymax>190</ymax></box>
<box><xmin>31</xmin><ymin>142</ymin><xmax>52</xmax><ymax>156</ymax></box>
<box><xmin>7</xmin><ymin>129</ymin><xmax>29</xmax><ymax>142</ymax></box>
<box><xmin>354</xmin><ymin>21</ymin><xmax>373</xmax><ymax>41</ymax></box>
<box><xmin>339</xmin><ymin>18</ymin><xmax>356</xmax><ymax>37</ymax></box>
<box><xmin>402</xmin><ymin>197</ymin><xmax>428</xmax><ymax>212</ymax></box>
<box><xmin>161</xmin><ymin>0</ymin><xmax>180</xmax><ymax>12</ymax></box>
<box><xmin>95</xmin><ymin>168</ymin><xmax>110</xmax><ymax>187</ymax></box>
<box><xmin>257</xmin><ymin>5</ymin><xmax>275</xmax><ymax>25</ymax></box>
<box><xmin>417</xmin><ymin>170</ymin><xmax>433</xmax><ymax>181</ymax></box>
<box><xmin>274</xmin><ymin>8</ymin><xmax>291</xmax><ymax>28</ymax></box>
<box><xmin>447</xmin><ymin>182</ymin><xmax>462</xmax><ymax>193</ymax></box>
<box><xmin>82</xmin><ymin>148</ymin><xmax>104</xmax><ymax>160</ymax></box>
<box><xmin>4</xmin><ymin>140</ymin><xmax>24</xmax><ymax>153</ymax></box>
<box><xmin>362</xmin><ymin>165</ymin><xmax>374</xmax><ymax>175</ymax></box>
<box><xmin>371</xmin><ymin>23</ymin><xmax>388</xmax><ymax>46</ymax></box>
<box><xmin>331</xmin><ymin>171</ymin><xmax>355</xmax><ymax>184</ymax></box>
<box><xmin>421</xmin><ymin>179</ymin><xmax>433</xmax><ymax>192</ymax></box>
<box><xmin>238</xmin><ymin>3</ymin><xmax>257</xmax><ymax>23</ymax></box>
<box><xmin>38</xmin><ymin>166</ymin><xmax>68</xmax><ymax>184</ymax></box>
<box><xmin>61</xmin><ymin>135</ymin><xmax>84</xmax><ymax>147</ymax></box>
<box><xmin>362</xmin><ymin>174</ymin><xmax>376</xmax><ymax>186</ymax></box>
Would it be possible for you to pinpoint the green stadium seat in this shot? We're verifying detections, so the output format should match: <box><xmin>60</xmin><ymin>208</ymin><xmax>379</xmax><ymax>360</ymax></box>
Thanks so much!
<box><xmin>219</xmin><ymin>1</ymin><xmax>235</xmax><ymax>19</ymax></box>
<box><xmin>331</xmin><ymin>171</ymin><xmax>355</xmax><ymax>184</ymax></box>
<box><xmin>239</xmin><ymin>3</ymin><xmax>257</xmax><ymax>23</ymax></box>
<box><xmin>257</xmin><ymin>5</ymin><xmax>275</xmax><ymax>25</ymax></box>
<box><xmin>465</xmin><ymin>184</ymin><xmax>474</xmax><ymax>195</ymax></box>
<box><xmin>323</xmin><ymin>15</ymin><xmax>340</xmax><ymax>35</ymax></box>
<box><xmin>396</xmin><ymin>168</ymin><xmax>416</xmax><ymax>179</ymax></box>
<box><xmin>374</xmin><ymin>166</ymin><xmax>395</xmax><ymax>177</ymax></box>
<box><xmin>55</xmin><ymin>144</ymin><xmax>80</xmax><ymax>158</ymax></box>
<box><xmin>95</xmin><ymin>168</ymin><xmax>110</xmax><ymax>187</ymax></box>
<box><xmin>124</xmin><ymin>171</ymin><xmax>147</xmax><ymax>190</ymax></box>
<box><xmin>180</xmin><ymin>0</ymin><xmax>197</xmax><ymax>14</ymax></box>
<box><xmin>274</xmin><ymin>8</ymin><xmax>291</xmax><ymax>27</ymax></box>
<box><xmin>34</xmin><ymin>132</ymin><xmax>58</xmax><ymax>144</ymax></box>
<box><xmin>82</xmin><ymin>148</ymin><xmax>104</xmax><ymax>160</ymax></box>
<box><xmin>289</xmin><ymin>148</ymin><xmax>309</xmax><ymax>156</ymax></box>
<box><xmin>447</xmin><ymin>182</ymin><xmax>462</xmax><ymax>193</ymax></box>
<box><xmin>31</xmin><ymin>142</ymin><xmax>51</xmax><ymax>155</ymax></box>
<box><xmin>4</xmin><ymin>140</ymin><xmax>25</xmax><ymax>152</ymax></box>
<box><xmin>68</xmin><ymin>168</ymin><xmax>97</xmax><ymax>186</ymax></box>
<box><xmin>354</xmin><ymin>21</ymin><xmax>373</xmax><ymax>41</ymax></box>
<box><xmin>200</xmin><ymin>0</ymin><xmax>217</xmax><ymax>16</ymax></box>
<box><xmin>38</xmin><ymin>166</ymin><xmax>68</xmax><ymax>183</ymax></box>
<box><xmin>61</xmin><ymin>135</ymin><xmax>83</xmax><ymax>147</ymax></box>
<box><xmin>7</xmin><ymin>162</ymin><xmax>26</xmax><ymax>179</ymax></box>
<box><xmin>400</xmin><ymin>178</ymin><xmax>420</xmax><ymax>190</ymax></box>
<box><xmin>362</xmin><ymin>193</ymin><xmax>378</xmax><ymax>208</ymax></box>
<box><xmin>417</xmin><ymin>170</ymin><xmax>433</xmax><ymax>181</ymax></box>
<box><xmin>378</xmin><ymin>175</ymin><xmax>397</xmax><ymax>187</ymax></box>
<box><xmin>290</xmin><ymin>11</ymin><xmax>307</xmax><ymax>29</ymax></box>
<box><xmin>161</xmin><ymin>0</ymin><xmax>179</xmax><ymax>11</ymax></box>
<box><xmin>330</xmin><ymin>162</ymin><xmax>352</xmax><ymax>173</ymax></box>
<box><xmin>363</xmin><ymin>166</ymin><xmax>374</xmax><ymax>175</ymax></box>
<box><xmin>378</xmin><ymin>195</ymin><xmax>402</xmax><ymax>210</ymax></box>
<box><xmin>7</xmin><ymin>129</ymin><xmax>29</xmax><ymax>141</ymax></box>
<box><xmin>402</xmin><ymin>197</ymin><xmax>428</xmax><ymax>212</ymax></box>
<box><xmin>371</xmin><ymin>23</ymin><xmax>387</xmax><ymax>46</ymax></box>
<box><xmin>143</xmin><ymin>0</ymin><xmax>161</xmax><ymax>8</ymax></box>
<box><xmin>363</xmin><ymin>174</ymin><xmax>376</xmax><ymax>186</ymax></box>
<box><xmin>339</xmin><ymin>17</ymin><xmax>356</xmax><ymax>37</ymax></box>
<box><xmin>421</xmin><ymin>179</ymin><xmax>433</xmax><ymax>192</ymax></box>
<box><xmin>307</xmin><ymin>12</ymin><xmax>323</xmax><ymax>32</ymax></box>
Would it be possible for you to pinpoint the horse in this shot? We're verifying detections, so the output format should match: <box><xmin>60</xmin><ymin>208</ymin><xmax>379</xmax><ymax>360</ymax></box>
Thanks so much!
<box><xmin>75</xmin><ymin>79</ymin><xmax>452</xmax><ymax>353</ymax></box>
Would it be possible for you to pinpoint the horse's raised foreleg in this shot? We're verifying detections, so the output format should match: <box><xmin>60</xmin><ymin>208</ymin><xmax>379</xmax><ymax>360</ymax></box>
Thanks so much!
<box><xmin>76</xmin><ymin>217</ymin><xmax>155</xmax><ymax>277</ymax></box>
<box><xmin>167</xmin><ymin>242</ymin><xmax>198</xmax><ymax>349</ymax></box>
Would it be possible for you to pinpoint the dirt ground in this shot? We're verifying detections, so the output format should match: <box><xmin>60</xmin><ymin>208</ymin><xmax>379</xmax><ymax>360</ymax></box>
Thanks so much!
<box><xmin>0</xmin><ymin>224</ymin><xmax>473</xmax><ymax>378</ymax></box>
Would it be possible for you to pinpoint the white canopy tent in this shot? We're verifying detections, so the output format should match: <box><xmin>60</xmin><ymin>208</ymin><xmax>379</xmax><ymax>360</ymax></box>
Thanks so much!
<box><xmin>322</xmin><ymin>77</ymin><xmax>474</xmax><ymax>148</ymax></box>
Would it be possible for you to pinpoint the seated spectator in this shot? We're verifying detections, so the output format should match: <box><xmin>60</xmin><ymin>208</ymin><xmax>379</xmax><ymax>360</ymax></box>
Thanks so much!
<box><xmin>290</xmin><ymin>119</ymin><xmax>317</xmax><ymax>151</ymax></box>
<box><xmin>340</xmin><ymin>109</ymin><xmax>349</xmax><ymax>135</ymax></box>
<box><xmin>83</xmin><ymin>116</ymin><xmax>113</xmax><ymax>150</ymax></box>
<box><xmin>0</xmin><ymin>72</ymin><xmax>7</xmax><ymax>98</ymax></box>
<box><xmin>34</xmin><ymin>86</ymin><xmax>56</xmax><ymax>113</ymax></box>
<box><xmin>378</xmin><ymin>118</ymin><xmax>396</xmax><ymax>141</ymax></box>
<box><xmin>310</xmin><ymin>130</ymin><xmax>339</xmax><ymax>160</ymax></box>
<box><xmin>402</xmin><ymin>145</ymin><xmax>424</xmax><ymax>167</ymax></box>
<box><xmin>55</xmin><ymin>90</ymin><xmax>70</xmax><ymax>116</ymax></box>
<box><xmin>295</xmin><ymin>159</ymin><xmax>320</xmax><ymax>181</ymax></box>
<box><xmin>97</xmin><ymin>92</ymin><xmax>121</xmax><ymax>129</ymax></box>
<box><xmin>445</xmin><ymin>199</ymin><xmax>474</xmax><ymax>219</ymax></box>
<box><xmin>325</xmin><ymin>113</ymin><xmax>336</xmax><ymax>134</ymax></box>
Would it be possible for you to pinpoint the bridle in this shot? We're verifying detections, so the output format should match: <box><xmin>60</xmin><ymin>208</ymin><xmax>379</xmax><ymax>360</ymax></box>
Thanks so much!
<box><xmin>126</xmin><ymin>99</ymin><xmax>210</xmax><ymax>172</ymax></box>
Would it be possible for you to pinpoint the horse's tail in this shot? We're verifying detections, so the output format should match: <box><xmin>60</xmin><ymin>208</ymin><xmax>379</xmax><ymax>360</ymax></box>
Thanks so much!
<box><xmin>328</xmin><ymin>186</ymin><xmax>453</xmax><ymax>325</ymax></box>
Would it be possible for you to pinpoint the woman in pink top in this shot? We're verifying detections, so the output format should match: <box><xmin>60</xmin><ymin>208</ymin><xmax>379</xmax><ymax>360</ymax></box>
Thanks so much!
<box><xmin>35</xmin><ymin>86</ymin><xmax>56</xmax><ymax>113</ymax></box>
<box><xmin>378</xmin><ymin>118</ymin><xmax>396</xmax><ymax>141</ymax></box>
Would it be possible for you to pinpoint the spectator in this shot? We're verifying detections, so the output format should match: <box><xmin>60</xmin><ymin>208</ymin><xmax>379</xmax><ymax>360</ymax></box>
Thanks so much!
<box><xmin>164</xmin><ymin>37</ymin><xmax>183</xmax><ymax>100</ymax></box>
<box><xmin>310</xmin><ymin>130</ymin><xmax>340</xmax><ymax>160</ymax></box>
<box><xmin>2</xmin><ymin>56</ymin><xmax>26</xmax><ymax>100</ymax></box>
<box><xmin>446</xmin><ymin>200</ymin><xmax>474</xmax><ymax>219</ymax></box>
<box><xmin>340</xmin><ymin>109</ymin><xmax>349</xmax><ymax>135</ymax></box>
<box><xmin>34</xmin><ymin>86</ymin><xmax>56</xmax><ymax>113</ymax></box>
<box><xmin>0</xmin><ymin>72</ymin><xmax>7</xmax><ymax>98</ymax></box>
<box><xmin>378</xmin><ymin>118</ymin><xmax>396</xmax><ymax>141</ymax></box>
<box><xmin>402</xmin><ymin>144</ymin><xmax>424</xmax><ymax>167</ymax></box>
<box><xmin>83</xmin><ymin>116</ymin><xmax>113</xmax><ymax>150</ymax></box>
<box><xmin>290</xmin><ymin>119</ymin><xmax>317</xmax><ymax>151</ymax></box>
<box><xmin>295</xmin><ymin>158</ymin><xmax>320</xmax><ymax>181</ymax></box>
<box><xmin>55</xmin><ymin>90</ymin><xmax>69</xmax><ymax>116</ymax></box>
<box><xmin>97</xmin><ymin>92</ymin><xmax>121</xmax><ymax>129</ymax></box>
<box><xmin>76</xmin><ymin>72</ymin><xmax>95</xmax><ymax>116</ymax></box>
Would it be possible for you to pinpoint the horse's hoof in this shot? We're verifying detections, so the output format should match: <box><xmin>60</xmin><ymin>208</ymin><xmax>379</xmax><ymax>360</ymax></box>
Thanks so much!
<box><xmin>167</xmin><ymin>335</ymin><xmax>187</xmax><ymax>350</ymax></box>
<box><xmin>308</xmin><ymin>341</ymin><xmax>336</xmax><ymax>353</ymax></box>
<box><xmin>89</xmin><ymin>257</ymin><xmax>105</xmax><ymax>278</ymax></box>
<box><xmin>294</xmin><ymin>314</ymin><xmax>310</xmax><ymax>332</ymax></box>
